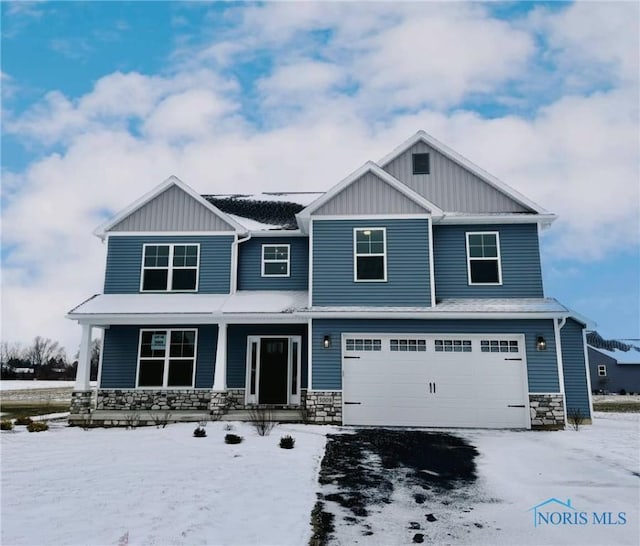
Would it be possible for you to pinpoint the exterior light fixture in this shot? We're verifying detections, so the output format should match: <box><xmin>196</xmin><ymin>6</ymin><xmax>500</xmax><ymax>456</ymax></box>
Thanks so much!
<box><xmin>536</xmin><ymin>336</ymin><xmax>547</xmax><ymax>351</ymax></box>
<box><xmin>323</xmin><ymin>335</ymin><xmax>331</xmax><ymax>349</ymax></box>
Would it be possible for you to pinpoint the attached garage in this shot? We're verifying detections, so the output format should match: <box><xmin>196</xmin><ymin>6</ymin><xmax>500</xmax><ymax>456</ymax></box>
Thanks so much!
<box><xmin>342</xmin><ymin>333</ymin><xmax>530</xmax><ymax>428</ymax></box>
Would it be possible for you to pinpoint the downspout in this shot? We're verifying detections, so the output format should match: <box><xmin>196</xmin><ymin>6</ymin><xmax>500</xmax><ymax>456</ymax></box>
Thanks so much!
<box><xmin>230</xmin><ymin>232</ymin><xmax>252</xmax><ymax>294</ymax></box>
<box><xmin>555</xmin><ymin>316</ymin><xmax>568</xmax><ymax>426</ymax></box>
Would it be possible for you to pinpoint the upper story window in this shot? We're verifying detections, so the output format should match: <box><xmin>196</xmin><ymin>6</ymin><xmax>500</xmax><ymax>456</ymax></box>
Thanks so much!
<box><xmin>412</xmin><ymin>153</ymin><xmax>430</xmax><ymax>175</ymax></box>
<box><xmin>141</xmin><ymin>244</ymin><xmax>199</xmax><ymax>292</ymax></box>
<box><xmin>262</xmin><ymin>244</ymin><xmax>290</xmax><ymax>277</ymax></box>
<box><xmin>354</xmin><ymin>228</ymin><xmax>387</xmax><ymax>282</ymax></box>
<box><xmin>137</xmin><ymin>329</ymin><xmax>197</xmax><ymax>388</ymax></box>
<box><xmin>597</xmin><ymin>365</ymin><xmax>607</xmax><ymax>377</ymax></box>
<box><xmin>466</xmin><ymin>232</ymin><xmax>502</xmax><ymax>285</ymax></box>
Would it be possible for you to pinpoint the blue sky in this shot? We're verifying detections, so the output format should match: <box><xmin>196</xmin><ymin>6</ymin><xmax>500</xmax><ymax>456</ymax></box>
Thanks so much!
<box><xmin>1</xmin><ymin>1</ymin><xmax>639</xmax><ymax>354</ymax></box>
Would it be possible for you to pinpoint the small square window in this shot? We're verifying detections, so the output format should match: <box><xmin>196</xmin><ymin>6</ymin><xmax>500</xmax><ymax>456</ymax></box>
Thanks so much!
<box><xmin>597</xmin><ymin>365</ymin><xmax>607</xmax><ymax>377</ymax></box>
<box><xmin>412</xmin><ymin>153</ymin><xmax>430</xmax><ymax>175</ymax></box>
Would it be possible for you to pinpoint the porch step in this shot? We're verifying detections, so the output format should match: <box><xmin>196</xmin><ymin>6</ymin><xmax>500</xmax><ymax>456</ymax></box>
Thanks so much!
<box><xmin>70</xmin><ymin>410</ymin><xmax>211</xmax><ymax>425</ymax></box>
<box><xmin>220</xmin><ymin>409</ymin><xmax>304</xmax><ymax>422</ymax></box>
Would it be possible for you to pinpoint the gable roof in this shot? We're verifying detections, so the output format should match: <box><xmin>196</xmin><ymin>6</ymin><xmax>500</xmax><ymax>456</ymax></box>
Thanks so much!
<box><xmin>379</xmin><ymin>130</ymin><xmax>552</xmax><ymax>216</ymax></box>
<box><xmin>297</xmin><ymin>161</ymin><xmax>444</xmax><ymax>230</ymax></box>
<box><xmin>94</xmin><ymin>176</ymin><xmax>247</xmax><ymax>239</ymax></box>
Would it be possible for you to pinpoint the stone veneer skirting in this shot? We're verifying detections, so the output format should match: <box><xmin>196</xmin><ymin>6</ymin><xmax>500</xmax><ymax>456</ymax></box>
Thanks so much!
<box><xmin>529</xmin><ymin>394</ymin><xmax>565</xmax><ymax>429</ymax></box>
<box><xmin>96</xmin><ymin>389</ymin><xmax>212</xmax><ymax>411</ymax></box>
<box><xmin>70</xmin><ymin>391</ymin><xmax>93</xmax><ymax>414</ymax></box>
<box><xmin>305</xmin><ymin>391</ymin><xmax>342</xmax><ymax>424</ymax></box>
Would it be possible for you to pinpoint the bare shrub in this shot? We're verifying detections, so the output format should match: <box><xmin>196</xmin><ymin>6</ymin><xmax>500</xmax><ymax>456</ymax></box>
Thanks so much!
<box><xmin>124</xmin><ymin>412</ymin><xmax>140</xmax><ymax>430</ymax></box>
<box><xmin>568</xmin><ymin>408</ymin><xmax>584</xmax><ymax>431</ymax></box>
<box><xmin>150</xmin><ymin>412</ymin><xmax>172</xmax><ymax>429</ymax></box>
<box><xmin>248</xmin><ymin>406</ymin><xmax>275</xmax><ymax>436</ymax></box>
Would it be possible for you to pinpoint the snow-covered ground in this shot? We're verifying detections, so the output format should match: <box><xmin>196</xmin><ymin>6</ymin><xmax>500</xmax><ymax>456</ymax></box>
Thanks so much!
<box><xmin>1</xmin><ymin>414</ymin><xmax>638</xmax><ymax>546</ymax></box>
<box><xmin>0</xmin><ymin>380</ymin><xmax>76</xmax><ymax>391</ymax></box>
<box><xmin>1</xmin><ymin>421</ymin><xmax>329</xmax><ymax>546</ymax></box>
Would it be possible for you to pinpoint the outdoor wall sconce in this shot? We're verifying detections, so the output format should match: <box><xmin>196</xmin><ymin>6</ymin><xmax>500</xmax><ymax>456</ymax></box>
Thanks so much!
<box><xmin>323</xmin><ymin>335</ymin><xmax>331</xmax><ymax>349</ymax></box>
<box><xmin>536</xmin><ymin>336</ymin><xmax>547</xmax><ymax>351</ymax></box>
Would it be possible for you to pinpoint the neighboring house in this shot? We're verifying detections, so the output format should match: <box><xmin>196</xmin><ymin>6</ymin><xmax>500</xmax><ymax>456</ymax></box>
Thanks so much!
<box><xmin>67</xmin><ymin>130</ymin><xmax>593</xmax><ymax>429</ymax></box>
<box><xmin>587</xmin><ymin>338</ymin><xmax>640</xmax><ymax>394</ymax></box>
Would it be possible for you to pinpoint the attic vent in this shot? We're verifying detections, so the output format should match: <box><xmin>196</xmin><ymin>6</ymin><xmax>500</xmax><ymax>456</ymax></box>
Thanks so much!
<box><xmin>412</xmin><ymin>153</ymin><xmax>430</xmax><ymax>175</ymax></box>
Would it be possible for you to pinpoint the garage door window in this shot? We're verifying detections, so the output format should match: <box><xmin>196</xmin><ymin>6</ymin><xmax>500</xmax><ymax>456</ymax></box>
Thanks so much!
<box><xmin>481</xmin><ymin>339</ymin><xmax>519</xmax><ymax>353</ymax></box>
<box><xmin>390</xmin><ymin>339</ymin><xmax>427</xmax><ymax>352</ymax></box>
<box><xmin>434</xmin><ymin>339</ymin><xmax>472</xmax><ymax>352</ymax></box>
<box><xmin>346</xmin><ymin>338</ymin><xmax>382</xmax><ymax>351</ymax></box>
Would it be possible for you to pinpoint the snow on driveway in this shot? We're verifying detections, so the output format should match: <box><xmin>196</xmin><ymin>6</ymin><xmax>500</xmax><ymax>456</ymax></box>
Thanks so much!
<box><xmin>1</xmin><ymin>421</ymin><xmax>329</xmax><ymax>546</ymax></box>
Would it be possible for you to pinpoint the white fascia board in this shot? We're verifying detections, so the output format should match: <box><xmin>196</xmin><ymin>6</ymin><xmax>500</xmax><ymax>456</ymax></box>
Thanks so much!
<box><xmin>67</xmin><ymin>312</ymin><xmax>306</xmax><ymax>325</ymax></box>
<box><xmin>564</xmin><ymin>308</ymin><xmax>597</xmax><ymax>330</ymax></box>
<box><xmin>297</xmin><ymin>161</ymin><xmax>444</xmax><ymax>221</ymax></box>
<box><xmin>93</xmin><ymin>175</ymin><xmax>248</xmax><ymax>240</ymax></box>
<box><xmin>297</xmin><ymin>311</ymin><xmax>570</xmax><ymax>320</ymax></box>
<box><xmin>437</xmin><ymin>213</ymin><xmax>557</xmax><ymax>225</ymax></box>
<box><xmin>249</xmin><ymin>230</ymin><xmax>306</xmax><ymax>237</ymax></box>
<box><xmin>378</xmin><ymin>130</ymin><xmax>550</xmax><ymax>215</ymax></box>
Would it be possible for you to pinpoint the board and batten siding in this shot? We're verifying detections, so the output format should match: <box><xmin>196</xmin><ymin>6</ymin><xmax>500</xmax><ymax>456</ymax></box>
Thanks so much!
<box><xmin>104</xmin><ymin>235</ymin><xmax>234</xmax><ymax>294</ymax></box>
<box><xmin>311</xmin><ymin>318</ymin><xmax>559</xmax><ymax>392</ymax></box>
<box><xmin>560</xmin><ymin>318</ymin><xmax>591</xmax><ymax>419</ymax></box>
<box><xmin>237</xmin><ymin>237</ymin><xmax>308</xmax><ymax>290</ymax></box>
<box><xmin>226</xmin><ymin>324</ymin><xmax>308</xmax><ymax>389</ymax></box>
<box><xmin>312</xmin><ymin>172</ymin><xmax>427</xmax><ymax>215</ymax></box>
<box><xmin>100</xmin><ymin>325</ymin><xmax>218</xmax><ymax>389</ymax></box>
<box><xmin>312</xmin><ymin>219</ymin><xmax>431</xmax><ymax>306</ymax></box>
<box><xmin>382</xmin><ymin>140</ymin><xmax>530</xmax><ymax>213</ymax></box>
<box><xmin>433</xmin><ymin>223</ymin><xmax>543</xmax><ymax>298</ymax></box>
<box><xmin>110</xmin><ymin>184</ymin><xmax>236</xmax><ymax>232</ymax></box>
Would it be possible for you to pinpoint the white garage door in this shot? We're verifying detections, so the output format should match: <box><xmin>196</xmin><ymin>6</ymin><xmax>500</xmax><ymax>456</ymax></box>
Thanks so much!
<box><xmin>342</xmin><ymin>334</ymin><xmax>530</xmax><ymax>428</ymax></box>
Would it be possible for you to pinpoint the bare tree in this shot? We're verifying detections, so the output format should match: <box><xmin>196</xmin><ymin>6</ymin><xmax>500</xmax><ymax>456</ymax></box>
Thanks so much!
<box><xmin>0</xmin><ymin>341</ymin><xmax>25</xmax><ymax>366</ymax></box>
<box><xmin>27</xmin><ymin>336</ymin><xmax>65</xmax><ymax>368</ymax></box>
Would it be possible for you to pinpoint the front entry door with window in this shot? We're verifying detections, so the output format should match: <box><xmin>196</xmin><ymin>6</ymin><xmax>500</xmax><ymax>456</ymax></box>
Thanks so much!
<box><xmin>245</xmin><ymin>336</ymin><xmax>302</xmax><ymax>406</ymax></box>
<box><xmin>258</xmin><ymin>338</ymin><xmax>288</xmax><ymax>404</ymax></box>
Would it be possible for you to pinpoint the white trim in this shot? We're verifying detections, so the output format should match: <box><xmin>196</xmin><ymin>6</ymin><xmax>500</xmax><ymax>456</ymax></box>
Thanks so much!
<box><xmin>74</xmin><ymin>324</ymin><xmax>93</xmax><ymax>391</ymax></box>
<box><xmin>261</xmin><ymin>244</ymin><xmax>291</xmax><ymax>277</ymax></box>
<box><xmin>135</xmin><ymin>328</ymin><xmax>198</xmax><ymax>389</ymax></box>
<box><xmin>554</xmin><ymin>318</ymin><xmax>568</xmax><ymax>425</ymax></box>
<box><xmin>231</xmin><ymin>233</ymin><xmax>251</xmax><ymax>294</ymax></box>
<box><xmin>94</xmin><ymin>175</ymin><xmax>247</xmax><ymax>239</ymax></box>
<box><xmin>438</xmin><ymin>214</ymin><xmax>556</xmax><ymax>226</ymax></box>
<box><xmin>597</xmin><ymin>364</ymin><xmax>607</xmax><ymax>377</ymax></box>
<box><xmin>377</xmin><ymin>130</ymin><xmax>551</xmax><ymax>216</ymax></box>
<box><xmin>466</xmin><ymin>231</ymin><xmax>503</xmax><ymax>286</ymax></box>
<box><xmin>582</xmin><ymin>326</ymin><xmax>595</xmax><ymax>418</ymax></box>
<box><xmin>244</xmin><ymin>335</ymin><xmax>302</xmax><ymax>405</ymax></box>
<box><xmin>106</xmin><ymin>231</ymin><xmax>237</xmax><ymax>237</ymax></box>
<box><xmin>212</xmin><ymin>322</ymin><xmax>227</xmax><ymax>391</ymax></box>
<box><xmin>307</xmin><ymin>318</ymin><xmax>313</xmax><ymax>391</ymax></box>
<box><xmin>250</xmin><ymin>230</ymin><xmax>306</xmax><ymax>237</ymax></box>
<box><xmin>309</xmin><ymin>214</ymin><xmax>431</xmax><ymax>221</ymax></box>
<box><xmin>308</xmin><ymin>220</ymin><xmax>314</xmax><ymax>307</ymax></box>
<box><xmin>139</xmin><ymin>243</ymin><xmax>200</xmax><ymax>293</ymax></box>
<box><xmin>299</xmin><ymin>311</ymin><xmax>569</xmax><ymax>320</ymax></box>
<box><xmin>428</xmin><ymin>218</ymin><xmax>436</xmax><ymax>308</ymax></box>
<box><xmin>353</xmin><ymin>227</ymin><xmax>387</xmax><ymax>282</ymax></box>
<box><xmin>297</xmin><ymin>161</ymin><xmax>444</xmax><ymax>230</ymax></box>
<box><xmin>96</xmin><ymin>331</ymin><xmax>105</xmax><ymax>390</ymax></box>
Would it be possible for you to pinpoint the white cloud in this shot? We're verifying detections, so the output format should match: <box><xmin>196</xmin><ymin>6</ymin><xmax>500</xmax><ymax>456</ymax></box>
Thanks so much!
<box><xmin>2</xmin><ymin>2</ymin><xmax>638</xmax><ymax>352</ymax></box>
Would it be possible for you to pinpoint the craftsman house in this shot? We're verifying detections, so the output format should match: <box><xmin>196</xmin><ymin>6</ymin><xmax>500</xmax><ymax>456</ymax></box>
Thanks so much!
<box><xmin>67</xmin><ymin>131</ymin><xmax>593</xmax><ymax>428</ymax></box>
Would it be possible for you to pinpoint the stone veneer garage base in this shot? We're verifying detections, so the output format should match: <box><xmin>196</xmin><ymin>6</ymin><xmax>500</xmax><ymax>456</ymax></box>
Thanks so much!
<box><xmin>529</xmin><ymin>394</ymin><xmax>566</xmax><ymax>429</ymax></box>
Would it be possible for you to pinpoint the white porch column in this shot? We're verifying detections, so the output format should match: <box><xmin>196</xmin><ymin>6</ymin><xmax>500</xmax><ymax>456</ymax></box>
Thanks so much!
<box><xmin>74</xmin><ymin>324</ymin><xmax>92</xmax><ymax>391</ymax></box>
<box><xmin>212</xmin><ymin>322</ymin><xmax>227</xmax><ymax>391</ymax></box>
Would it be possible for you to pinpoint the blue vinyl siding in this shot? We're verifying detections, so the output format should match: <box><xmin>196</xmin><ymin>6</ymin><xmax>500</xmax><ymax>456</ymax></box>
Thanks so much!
<box><xmin>226</xmin><ymin>324</ymin><xmax>308</xmax><ymax>389</ymax></box>
<box><xmin>100</xmin><ymin>325</ymin><xmax>218</xmax><ymax>389</ymax></box>
<box><xmin>104</xmin><ymin>235</ymin><xmax>234</xmax><ymax>294</ymax></box>
<box><xmin>588</xmin><ymin>348</ymin><xmax>640</xmax><ymax>394</ymax></box>
<box><xmin>433</xmin><ymin>223</ymin><xmax>543</xmax><ymax>298</ymax></box>
<box><xmin>237</xmin><ymin>237</ymin><xmax>308</xmax><ymax>290</ymax></box>
<box><xmin>311</xmin><ymin>318</ymin><xmax>558</xmax><ymax>392</ymax></box>
<box><xmin>312</xmin><ymin>219</ymin><xmax>431</xmax><ymax>306</ymax></box>
<box><xmin>561</xmin><ymin>318</ymin><xmax>591</xmax><ymax>419</ymax></box>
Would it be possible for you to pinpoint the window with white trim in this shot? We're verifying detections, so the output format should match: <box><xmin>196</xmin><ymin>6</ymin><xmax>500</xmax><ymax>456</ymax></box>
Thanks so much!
<box><xmin>262</xmin><ymin>244</ymin><xmax>290</xmax><ymax>277</ymax></box>
<box><xmin>434</xmin><ymin>339</ymin><xmax>472</xmax><ymax>352</ymax></box>
<box><xmin>354</xmin><ymin>228</ymin><xmax>386</xmax><ymax>281</ymax></box>
<box><xmin>480</xmin><ymin>339</ymin><xmax>519</xmax><ymax>353</ymax></box>
<box><xmin>390</xmin><ymin>339</ymin><xmax>427</xmax><ymax>352</ymax></box>
<box><xmin>597</xmin><ymin>365</ymin><xmax>607</xmax><ymax>377</ymax></box>
<box><xmin>345</xmin><ymin>338</ymin><xmax>382</xmax><ymax>351</ymax></box>
<box><xmin>141</xmin><ymin>244</ymin><xmax>199</xmax><ymax>291</ymax></box>
<box><xmin>137</xmin><ymin>329</ymin><xmax>197</xmax><ymax>388</ymax></box>
<box><xmin>466</xmin><ymin>232</ymin><xmax>502</xmax><ymax>285</ymax></box>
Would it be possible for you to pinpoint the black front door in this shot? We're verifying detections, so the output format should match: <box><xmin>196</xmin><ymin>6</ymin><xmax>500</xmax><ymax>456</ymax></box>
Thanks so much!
<box><xmin>259</xmin><ymin>338</ymin><xmax>289</xmax><ymax>404</ymax></box>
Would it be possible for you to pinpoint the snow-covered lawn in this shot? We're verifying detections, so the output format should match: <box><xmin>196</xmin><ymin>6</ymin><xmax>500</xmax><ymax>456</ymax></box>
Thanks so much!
<box><xmin>0</xmin><ymin>380</ymin><xmax>79</xmax><ymax>391</ymax></box>
<box><xmin>1</xmin><ymin>414</ymin><xmax>638</xmax><ymax>546</ymax></box>
<box><xmin>1</xmin><ymin>421</ymin><xmax>330</xmax><ymax>546</ymax></box>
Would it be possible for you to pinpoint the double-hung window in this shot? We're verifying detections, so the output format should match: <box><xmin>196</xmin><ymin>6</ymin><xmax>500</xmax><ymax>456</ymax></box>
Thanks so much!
<box><xmin>262</xmin><ymin>244</ymin><xmax>290</xmax><ymax>277</ymax></box>
<box><xmin>354</xmin><ymin>228</ymin><xmax>386</xmax><ymax>281</ymax></box>
<box><xmin>466</xmin><ymin>232</ymin><xmax>502</xmax><ymax>285</ymax></box>
<box><xmin>141</xmin><ymin>244</ymin><xmax>199</xmax><ymax>291</ymax></box>
<box><xmin>597</xmin><ymin>365</ymin><xmax>607</xmax><ymax>377</ymax></box>
<box><xmin>137</xmin><ymin>329</ymin><xmax>197</xmax><ymax>388</ymax></box>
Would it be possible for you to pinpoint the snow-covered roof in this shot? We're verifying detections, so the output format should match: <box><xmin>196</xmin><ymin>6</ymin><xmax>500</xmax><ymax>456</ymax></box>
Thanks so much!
<box><xmin>589</xmin><ymin>344</ymin><xmax>640</xmax><ymax>365</ymax></box>
<box><xmin>203</xmin><ymin>192</ymin><xmax>324</xmax><ymax>231</ymax></box>
<box><xmin>67</xmin><ymin>291</ymin><xmax>308</xmax><ymax>321</ymax></box>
